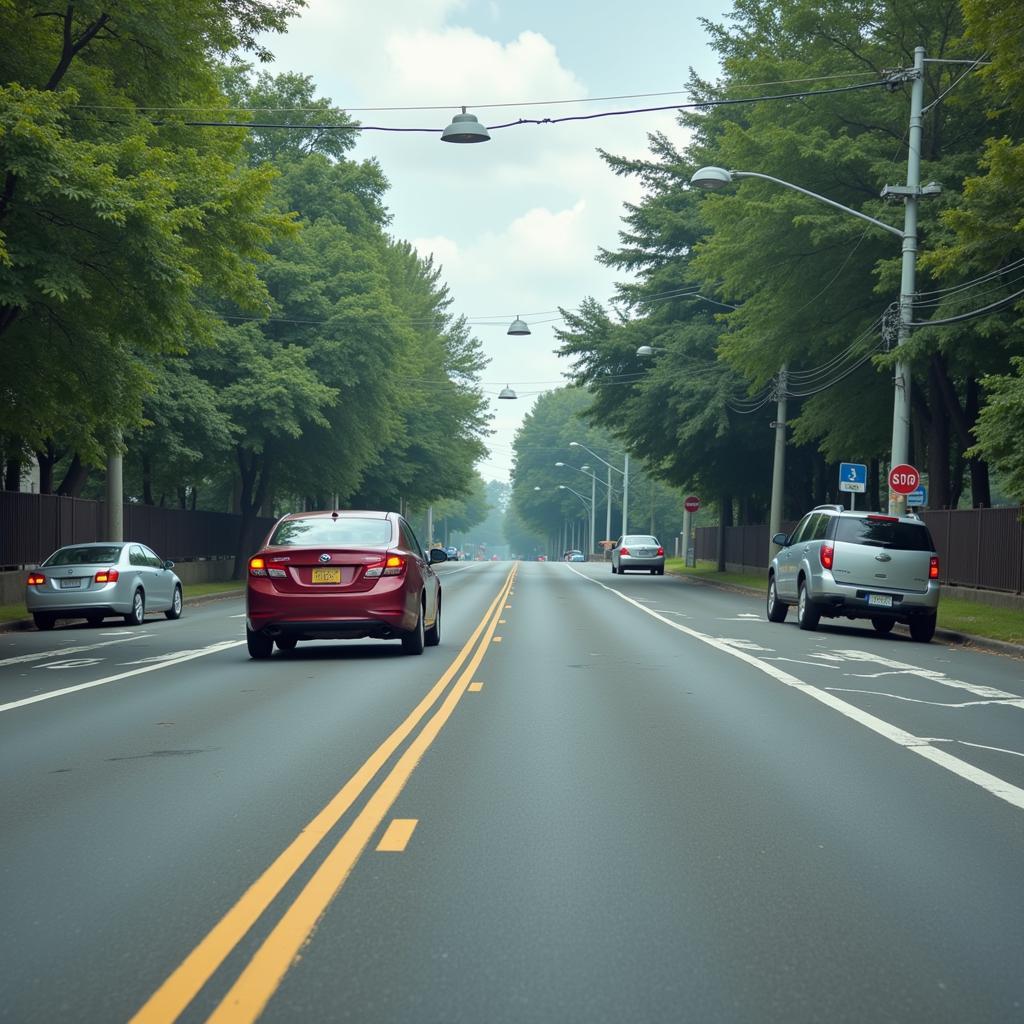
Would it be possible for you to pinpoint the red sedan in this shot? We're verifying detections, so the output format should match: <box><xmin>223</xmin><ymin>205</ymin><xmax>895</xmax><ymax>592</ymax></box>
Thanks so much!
<box><xmin>245</xmin><ymin>510</ymin><xmax>447</xmax><ymax>659</ymax></box>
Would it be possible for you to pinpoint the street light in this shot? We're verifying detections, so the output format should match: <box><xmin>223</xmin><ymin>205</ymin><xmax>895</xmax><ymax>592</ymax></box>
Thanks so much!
<box><xmin>440</xmin><ymin>107</ymin><xmax>491</xmax><ymax>143</ymax></box>
<box><xmin>558</xmin><ymin>484</ymin><xmax>592</xmax><ymax>551</ymax></box>
<box><xmin>569</xmin><ymin>441</ymin><xmax>629</xmax><ymax>544</ymax></box>
<box><xmin>690</xmin><ymin>51</ymin><xmax>930</xmax><ymax>520</ymax></box>
<box><xmin>556</xmin><ymin>461</ymin><xmax>602</xmax><ymax>555</ymax></box>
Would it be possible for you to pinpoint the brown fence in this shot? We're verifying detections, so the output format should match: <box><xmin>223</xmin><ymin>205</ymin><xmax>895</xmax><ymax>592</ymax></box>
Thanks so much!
<box><xmin>694</xmin><ymin>506</ymin><xmax>1024</xmax><ymax>594</ymax></box>
<box><xmin>0</xmin><ymin>491</ymin><xmax>276</xmax><ymax>566</ymax></box>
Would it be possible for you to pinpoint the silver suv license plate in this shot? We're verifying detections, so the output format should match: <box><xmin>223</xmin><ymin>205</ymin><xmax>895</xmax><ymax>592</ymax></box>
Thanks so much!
<box><xmin>868</xmin><ymin>593</ymin><xmax>893</xmax><ymax>608</ymax></box>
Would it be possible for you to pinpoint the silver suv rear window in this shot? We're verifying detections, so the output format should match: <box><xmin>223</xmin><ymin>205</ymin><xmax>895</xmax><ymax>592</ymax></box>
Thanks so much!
<box><xmin>269</xmin><ymin>517</ymin><xmax>392</xmax><ymax>547</ymax></box>
<box><xmin>834</xmin><ymin>517</ymin><xmax>934</xmax><ymax>552</ymax></box>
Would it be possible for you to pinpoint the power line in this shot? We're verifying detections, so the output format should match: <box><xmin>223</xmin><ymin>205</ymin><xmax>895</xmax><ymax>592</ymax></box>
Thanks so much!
<box><xmin>67</xmin><ymin>70</ymin><xmax>883</xmax><ymax>115</ymax></box>
<box><xmin>908</xmin><ymin>285</ymin><xmax>1024</xmax><ymax>327</ymax></box>
<box><xmin>111</xmin><ymin>79</ymin><xmax>891</xmax><ymax>134</ymax></box>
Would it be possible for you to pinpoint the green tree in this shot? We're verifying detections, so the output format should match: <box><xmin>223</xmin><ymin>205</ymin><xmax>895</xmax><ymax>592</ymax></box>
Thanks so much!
<box><xmin>922</xmin><ymin>0</ymin><xmax>1024</xmax><ymax>499</ymax></box>
<box><xmin>0</xmin><ymin>1</ymin><xmax>300</xmax><ymax>484</ymax></box>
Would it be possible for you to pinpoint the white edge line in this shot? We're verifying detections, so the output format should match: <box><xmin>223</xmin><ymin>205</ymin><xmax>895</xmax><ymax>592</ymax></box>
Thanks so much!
<box><xmin>566</xmin><ymin>564</ymin><xmax>1024</xmax><ymax>813</ymax></box>
<box><xmin>0</xmin><ymin>641</ymin><xmax>247</xmax><ymax>714</ymax></box>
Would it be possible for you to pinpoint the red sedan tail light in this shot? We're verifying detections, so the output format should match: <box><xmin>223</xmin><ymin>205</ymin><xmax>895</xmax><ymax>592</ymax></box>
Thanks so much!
<box><xmin>249</xmin><ymin>556</ymin><xmax>268</xmax><ymax>577</ymax></box>
<box><xmin>94</xmin><ymin>568</ymin><xmax>120</xmax><ymax>583</ymax></box>
<box><xmin>929</xmin><ymin>556</ymin><xmax>940</xmax><ymax>579</ymax></box>
<box><xmin>819</xmin><ymin>544</ymin><xmax>834</xmax><ymax>571</ymax></box>
<box><xmin>619</xmin><ymin>546</ymin><xmax>631</xmax><ymax>556</ymax></box>
<box><xmin>365</xmin><ymin>554</ymin><xmax>406</xmax><ymax>579</ymax></box>
<box><xmin>26</xmin><ymin>572</ymin><xmax>46</xmax><ymax>586</ymax></box>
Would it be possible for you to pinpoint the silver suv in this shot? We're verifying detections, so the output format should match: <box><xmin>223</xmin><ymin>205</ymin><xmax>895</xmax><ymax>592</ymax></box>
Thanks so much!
<box><xmin>766</xmin><ymin>505</ymin><xmax>940</xmax><ymax>642</ymax></box>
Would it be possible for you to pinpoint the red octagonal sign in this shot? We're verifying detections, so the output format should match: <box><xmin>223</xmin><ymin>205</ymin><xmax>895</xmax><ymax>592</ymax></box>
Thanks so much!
<box><xmin>684</xmin><ymin>495</ymin><xmax>701</xmax><ymax>513</ymax></box>
<box><xmin>888</xmin><ymin>463</ymin><xmax>920</xmax><ymax>495</ymax></box>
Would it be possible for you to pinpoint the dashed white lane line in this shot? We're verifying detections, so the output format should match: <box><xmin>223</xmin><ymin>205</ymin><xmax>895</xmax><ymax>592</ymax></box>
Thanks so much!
<box><xmin>827</xmin><ymin>687</ymin><xmax>1024</xmax><ymax>710</ymax></box>
<box><xmin>0</xmin><ymin>640</ymin><xmax>246</xmax><ymax>714</ymax></box>
<box><xmin>0</xmin><ymin>634</ymin><xmax>153</xmax><ymax>667</ymax></box>
<box><xmin>566</xmin><ymin>564</ymin><xmax>1024</xmax><ymax>814</ymax></box>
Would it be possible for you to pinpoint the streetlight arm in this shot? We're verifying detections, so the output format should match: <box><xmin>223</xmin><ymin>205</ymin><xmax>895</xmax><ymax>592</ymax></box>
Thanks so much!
<box><xmin>558</xmin><ymin>485</ymin><xmax>592</xmax><ymax>511</ymax></box>
<box><xmin>732</xmin><ymin>171</ymin><xmax>904</xmax><ymax>239</ymax></box>
<box><xmin>569</xmin><ymin>441</ymin><xmax>624</xmax><ymax>476</ymax></box>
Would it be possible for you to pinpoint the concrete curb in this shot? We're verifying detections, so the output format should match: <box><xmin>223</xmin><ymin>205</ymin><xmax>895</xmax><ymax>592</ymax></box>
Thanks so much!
<box><xmin>0</xmin><ymin>587</ymin><xmax>244</xmax><ymax>634</ymax></box>
<box><xmin>668</xmin><ymin>569</ymin><xmax>1024</xmax><ymax>659</ymax></box>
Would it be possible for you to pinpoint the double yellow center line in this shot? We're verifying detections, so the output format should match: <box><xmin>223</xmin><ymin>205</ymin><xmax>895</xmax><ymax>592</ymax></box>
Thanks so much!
<box><xmin>132</xmin><ymin>564</ymin><xmax>517</xmax><ymax>1024</ymax></box>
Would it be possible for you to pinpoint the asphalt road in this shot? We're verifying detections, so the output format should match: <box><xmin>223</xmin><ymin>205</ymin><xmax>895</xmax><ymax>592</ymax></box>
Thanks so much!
<box><xmin>1</xmin><ymin>561</ymin><xmax>1022</xmax><ymax>1023</ymax></box>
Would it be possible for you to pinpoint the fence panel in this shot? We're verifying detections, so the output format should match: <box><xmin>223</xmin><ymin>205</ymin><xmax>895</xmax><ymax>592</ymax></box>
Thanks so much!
<box><xmin>922</xmin><ymin>507</ymin><xmax>1023</xmax><ymax>593</ymax></box>
<box><xmin>1</xmin><ymin>491</ymin><xmax>276</xmax><ymax>566</ymax></box>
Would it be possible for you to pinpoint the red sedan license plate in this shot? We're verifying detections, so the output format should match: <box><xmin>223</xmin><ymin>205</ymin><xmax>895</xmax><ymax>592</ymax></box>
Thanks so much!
<box><xmin>311</xmin><ymin>567</ymin><xmax>341</xmax><ymax>584</ymax></box>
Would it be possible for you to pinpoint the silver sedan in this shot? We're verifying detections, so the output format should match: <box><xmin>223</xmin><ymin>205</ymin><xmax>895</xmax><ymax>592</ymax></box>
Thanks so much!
<box><xmin>26</xmin><ymin>542</ymin><xmax>183</xmax><ymax>630</ymax></box>
<box><xmin>611</xmin><ymin>535</ymin><xmax>665</xmax><ymax>575</ymax></box>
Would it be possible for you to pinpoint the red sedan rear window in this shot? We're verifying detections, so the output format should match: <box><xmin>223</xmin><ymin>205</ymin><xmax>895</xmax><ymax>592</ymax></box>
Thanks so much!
<box><xmin>269</xmin><ymin>517</ymin><xmax>392</xmax><ymax>547</ymax></box>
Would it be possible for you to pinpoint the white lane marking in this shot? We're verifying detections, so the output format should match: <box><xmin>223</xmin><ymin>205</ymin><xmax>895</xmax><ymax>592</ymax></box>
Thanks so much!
<box><xmin>833</xmin><ymin>649</ymin><xmax>1020</xmax><ymax>701</ymax></box>
<box><xmin>767</xmin><ymin>657</ymin><xmax>841</xmax><ymax>670</ymax></box>
<box><xmin>717</xmin><ymin>638</ymin><xmax>773</xmax><ymax>652</ymax></box>
<box><xmin>653</xmin><ymin>609</ymin><xmax>690</xmax><ymax>617</ymax></box>
<box><xmin>39</xmin><ymin>658</ymin><xmax>104</xmax><ymax>670</ymax></box>
<box><xmin>0</xmin><ymin>634</ymin><xmax>153</xmax><ymax>667</ymax></box>
<box><xmin>0</xmin><ymin>640</ymin><xmax>246</xmax><ymax>714</ymax></box>
<box><xmin>826</xmin><ymin>687</ymin><xmax>1024</xmax><ymax>709</ymax></box>
<box><xmin>954</xmin><ymin>740</ymin><xmax>1024</xmax><ymax>759</ymax></box>
<box><xmin>230</xmin><ymin>614</ymin><xmax>247</xmax><ymax>619</ymax></box>
<box><xmin>718</xmin><ymin>613</ymin><xmax>762</xmax><ymax>620</ymax></box>
<box><xmin>566</xmin><ymin>564</ymin><xmax>1024</xmax><ymax>814</ymax></box>
<box><xmin>119</xmin><ymin>648</ymin><xmax>233</xmax><ymax>666</ymax></box>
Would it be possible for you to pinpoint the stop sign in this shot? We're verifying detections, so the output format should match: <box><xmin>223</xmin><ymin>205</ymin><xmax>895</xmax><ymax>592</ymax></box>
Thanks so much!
<box><xmin>888</xmin><ymin>463</ymin><xmax>920</xmax><ymax>495</ymax></box>
<box><xmin>684</xmin><ymin>495</ymin><xmax>701</xmax><ymax>513</ymax></box>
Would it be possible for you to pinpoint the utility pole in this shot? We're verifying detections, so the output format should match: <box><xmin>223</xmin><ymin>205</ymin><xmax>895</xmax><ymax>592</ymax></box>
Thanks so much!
<box><xmin>769</xmin><ymin>364</ymin><xmax>787</xmax><ymax>561</ymax></box>
<box><xmin>605</xmin><ymin>465</ymin><xmax>612</xmax><ymax>547</ymax></box>
<box><xmin>886</xmin><ymin>45</ymin><xmax>927</xmax><ymax>514</ymax></box>
<box><xmin>621</xmin><ymin>453</ymin><xmax>630</xmax><ymax>537</ymax></box>
<box><xmin>106</xmin><ymin>431</ymin><xmax>122</xmax><ymax>541</ymax></box>
<box><xmin>589</xmin><ymin>472</ymin><xmax>596</xmax><ymax>557</ymax></box>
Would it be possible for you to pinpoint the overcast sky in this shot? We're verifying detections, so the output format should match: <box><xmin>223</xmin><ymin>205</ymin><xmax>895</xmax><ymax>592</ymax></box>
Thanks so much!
<box><xmin>262</xmin><ymin>0</ymin><xmax>732</xmax><ymax>481</ymax></box>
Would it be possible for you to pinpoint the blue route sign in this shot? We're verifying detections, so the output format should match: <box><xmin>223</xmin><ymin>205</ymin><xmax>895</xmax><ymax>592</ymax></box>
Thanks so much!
<box><xmin>907</xmin><ymin>485</ymin><xmax>927</xmax><ymax>507</ymax></box>
<box><xmin>839</xmin><ymin>462</ymin><xmax>867</xmax><ymax>494</ymax></box>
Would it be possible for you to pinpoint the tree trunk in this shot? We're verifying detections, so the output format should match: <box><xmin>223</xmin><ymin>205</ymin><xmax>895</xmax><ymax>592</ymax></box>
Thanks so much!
<box><xmin>4</xmin><ymin>457</ymin><xmax>21</xmax><ymax>491</ymax></box>
<box><xmin>927</xmin><ymin>356</ymin><xmax>951</xmax><ymax>508</ymax></box>
<box><xmin>57</xmin><ymin>453</ymin><xmax>89</xmax><ymax>496</ymax></box>
<box><xmin>142</xmin><ymin>452</ymin><xmax>154</xmax><ymax>505</ymax></box>
<box><xmin>36</xmin><ymin>443</ymin><xmax>60</xmax><ymax>494</ymax></box>
<box><xmin>716</xmin><ymin>494</ymin><xmax>732</xmax><ymax>572</ymax></box>
<box><xmin>934</xmin><ymin>359</ymin><xmax>990</xmax><ymax>507</ymax></box>
<box><xmin>964</xmin><ymin>378</ymin><xmax>990</xmax><ymax>507</ymax></box>
<box><xmin>869</xmin><ymin>457</ymin><xmax>880</xmax><ymax>512</ymax></box>
<box><xmin>233</xmin><ymin>447</ymin><xmax>272</xmax><ymax>578</ymax></box>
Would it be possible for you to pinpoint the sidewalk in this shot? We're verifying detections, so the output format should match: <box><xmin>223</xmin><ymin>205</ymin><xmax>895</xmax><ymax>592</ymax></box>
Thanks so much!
<box><xmin>0</xmin><ymin>587</ymin><xmax>244</xmax><ymax>633</ymax></box>
<box><xmin>670</xmin><ymin>570</ymin><xmax>1024</xmax><ymax>659</ymax></box>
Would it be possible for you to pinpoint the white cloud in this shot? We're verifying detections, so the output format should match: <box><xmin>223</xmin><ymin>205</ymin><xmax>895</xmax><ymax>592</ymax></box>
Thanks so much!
<box><xmin>261</xmin><ymin>2</ymin><xmax>704</xmax><ymax>480</ymax></box>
